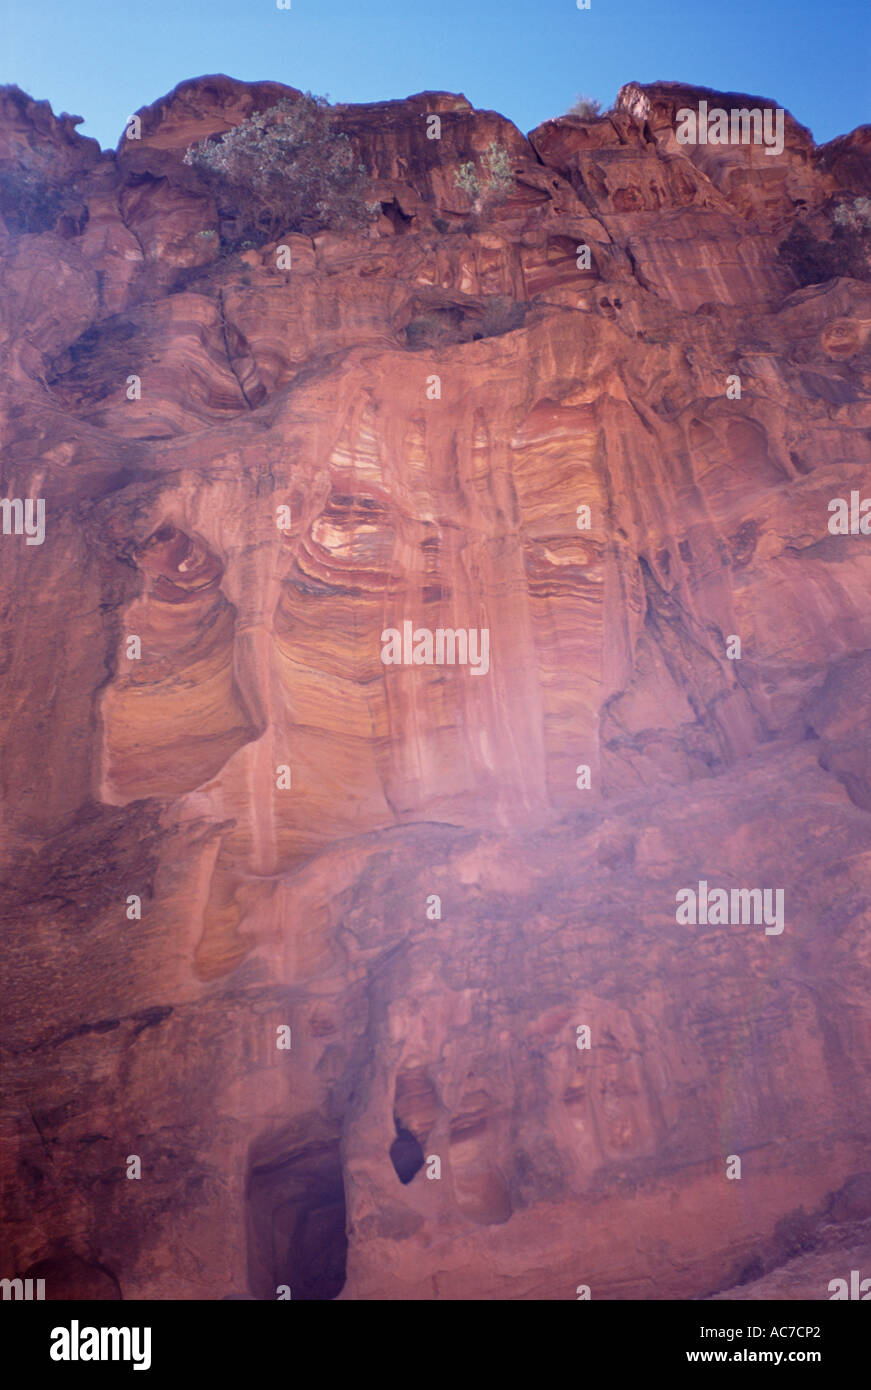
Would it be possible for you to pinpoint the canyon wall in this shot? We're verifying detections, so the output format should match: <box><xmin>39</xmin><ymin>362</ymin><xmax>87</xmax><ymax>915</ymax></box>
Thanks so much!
<box><xmin>1</xmin><ymin>76</ymin><xmax>870</xmax><ymax>1299</ymax></box>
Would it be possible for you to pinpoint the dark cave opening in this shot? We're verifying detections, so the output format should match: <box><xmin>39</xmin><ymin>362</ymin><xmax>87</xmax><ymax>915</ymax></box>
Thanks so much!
<box><xmin>389</xmin><ymin>1125</ymin><xmax>425</xmax><ymax>1184</ymax></box>
<box><xmin>247</xmin><ymin>1135</ymin><xmax>348</xmax><ymax>1300</ymax></box>
<box><xmin>380</xmin><ymin>199</ymin><xmax>413</xmax><ymax>233</ymax></box>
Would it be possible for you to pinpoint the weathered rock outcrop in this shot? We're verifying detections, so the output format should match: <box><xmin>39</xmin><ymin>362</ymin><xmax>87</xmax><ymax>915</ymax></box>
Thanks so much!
<box><xmin>1</xmin><ymin>75</ymin><xmax>869</xmax><ymax>1300</ymax></box>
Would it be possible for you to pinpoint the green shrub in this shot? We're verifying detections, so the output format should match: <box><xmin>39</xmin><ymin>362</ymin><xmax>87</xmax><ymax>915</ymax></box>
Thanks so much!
<box><xmin>405</xmin><ymin>310</ymin><xmax>462</xmax><ymax>348</ymax></box>
<box><xmin>476</xmin><ymin>295</ymin><xmax>527</xmax><ymax>337</ymax></box>
<box><xmin>565</xmin><ymin>95</ymin><xmax>602</xmax><ymax>119</ymax></box>
<box><xmin>405</xmin><ymin>296</ymin><xmax>527</xmax><ymax>349</ymax></box>
<box><xmin>453</xmin><ymin>141</ymin><xmax>514</xmax><ymax>215</ymax></box>
<box><xmin>833</xmin><ymin>197</ymin><xmax>871</xmax><ymax>233</ymax></box>
<box><xmin>183</xmin><ymin>93</ymin><xmax>378</xmax><ymax>248</ymax></box>
<box><xmin>777</xmin><ymin>202</ymin><xmax>871</xmax><ymax>287</ymax></box>
<box><xmin>0</xmin><ymin>165</ymin><xmax>66</xmax><ymax>233</ymax></box>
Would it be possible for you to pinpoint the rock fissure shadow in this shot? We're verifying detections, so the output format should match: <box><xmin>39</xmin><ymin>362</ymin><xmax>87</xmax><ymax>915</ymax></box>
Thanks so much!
<box><xmin>246</xmin><ymin>1129</ymin><xmax>347</xmax><ymax>1300</ymax></box>
<box><xmin>389</xmin><ymin>1124</ymin><xmax>425</xmax><ymax>1185</ymax></box>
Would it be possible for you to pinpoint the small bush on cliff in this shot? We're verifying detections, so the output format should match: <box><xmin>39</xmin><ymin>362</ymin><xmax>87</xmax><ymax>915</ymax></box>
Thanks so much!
<box><xmin>476</xmin><ymin>295</ymin><xmax>527</xmax><ymax>337</ymax></box>
<box><xmin>777</xmin><ymin>200</ymin><xmax>871</xmax><ymax>287</ymax></box>
<box><xmin>183</xmin><ymin>94</ymin><xmax>378</xmax><ymax>248</ymax></box>
<box><xmin>0</xmin><ymin>164</ymin><xmax>67</xmax><ymax>233</ymax></box>
<box><xmin>565</xmin><ymin>95</ymin><xmax>602</xmax><ymax>119</ymax></box>
<box><xmin>454</xmin><ymin>142</ymin><xmax>514</xmax><ymax>217</ymax></box>
<box><xmin>406</xmin><ymin>310</ymin><xmax>461</xmax><ymax>348</ymax></box>
<box><xmin>405</xmin><ymin>295</ymin><xmax>528</xmax><ymax>349</ymax></box>
<box><xmin>833</xmin><ymin>196</ymin><xmax>871</xmax><ymax>234</ymax></box>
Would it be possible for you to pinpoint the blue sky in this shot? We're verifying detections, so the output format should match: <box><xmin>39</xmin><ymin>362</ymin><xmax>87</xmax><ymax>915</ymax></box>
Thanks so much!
<box><xmin>1</xmin><ymin>0</ymin><xmax>868</xmax><ymax>150</ymax></box>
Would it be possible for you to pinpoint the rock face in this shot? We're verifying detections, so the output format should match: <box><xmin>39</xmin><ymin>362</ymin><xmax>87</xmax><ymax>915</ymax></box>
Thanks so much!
<box><xmin>1</xmin><ymin>75</ymin><xmax>870</xmax><ymax>1301</ymax></box>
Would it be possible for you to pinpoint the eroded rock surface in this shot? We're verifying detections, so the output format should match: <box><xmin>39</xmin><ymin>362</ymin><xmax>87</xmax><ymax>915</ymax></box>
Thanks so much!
<box><xmin>1</xmin><ymin>76</ymin><xmax>870</xmax><ymax>1300</ymax></box>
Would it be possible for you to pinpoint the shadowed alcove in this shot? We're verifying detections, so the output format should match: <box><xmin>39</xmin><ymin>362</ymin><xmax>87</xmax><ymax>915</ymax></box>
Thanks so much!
<box><xmin>246</xmin><ymin>1121</ymin><xmax>347</xmax><ymax>1300</ymax></box>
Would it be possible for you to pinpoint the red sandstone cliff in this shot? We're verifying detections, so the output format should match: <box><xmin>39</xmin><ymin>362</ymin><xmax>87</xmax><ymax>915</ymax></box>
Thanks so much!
<box><xmin>1</xmin><ymin>75</ymin><xmax>870</xmax><ymax>1300</ymax></box>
